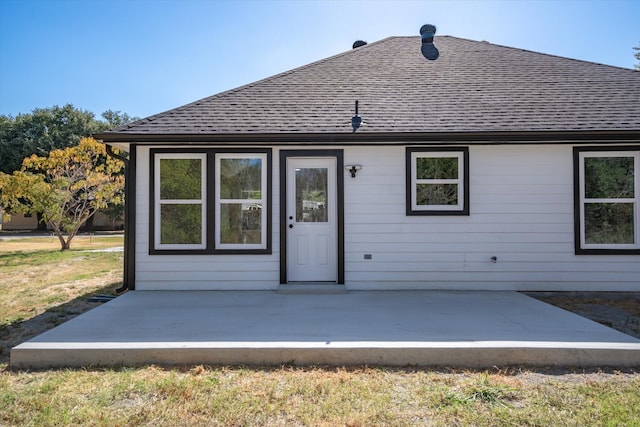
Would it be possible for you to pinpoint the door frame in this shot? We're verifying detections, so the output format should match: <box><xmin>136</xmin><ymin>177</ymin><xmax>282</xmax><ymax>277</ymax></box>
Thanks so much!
<box><xmin>279</xmin><ymin>149</ymin><xmax>344</xmax><ymax>284</ymax></box>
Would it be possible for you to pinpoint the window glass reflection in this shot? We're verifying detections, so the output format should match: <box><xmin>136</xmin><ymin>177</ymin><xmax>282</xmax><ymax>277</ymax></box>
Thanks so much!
<box><xmin>296</xmin><ymin>168</ymin><xmax>328</xmax><ymax>222</ymax></box>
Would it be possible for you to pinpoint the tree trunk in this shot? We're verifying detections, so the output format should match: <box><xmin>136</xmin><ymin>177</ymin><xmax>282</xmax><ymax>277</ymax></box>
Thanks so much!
<box><xmin>61</xmin><ymin>239</ymin><xmax>71</xmax><ymax>250</ymax></box>
<box><xmin>56</xmin><ymin>232</ymin><xmax>69</xmax><ymax>250</ymax></box>
<box><xmin>53</xmin><ymin>226</ymin><xmax>72</xmax><ymax>251</ymax></box>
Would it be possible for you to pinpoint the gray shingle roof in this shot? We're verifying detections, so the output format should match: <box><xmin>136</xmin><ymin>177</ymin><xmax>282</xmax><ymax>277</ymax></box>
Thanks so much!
<box><xmin>97</xmin><ymin>36</ymin><xmax>640</xmax><ymax>142</ymax></box>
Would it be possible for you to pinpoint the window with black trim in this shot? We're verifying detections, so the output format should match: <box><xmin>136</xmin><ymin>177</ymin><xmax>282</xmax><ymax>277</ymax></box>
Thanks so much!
<box><xmin>216</xmin><ymin>153</ymin><xmax>267</xmax><ymax>250</ymax></box>
<box><xmin>150</xmin><ymin>149</ymin><xmax>271</xmax><ymax>254</ymax></box>
<box><xmin>154</xmin><ymin>153</ymin><xmax>207</xmax><ymax>250</ymax></box>
<box><xmin>575</xmin><ymin>147</ymin><xmax>639</xmax><ymax>254</ymax></box>
<box><xmin>406</xmin><ymin>147</ymin><xmax>469</xmax><ymax>215</ymax></box>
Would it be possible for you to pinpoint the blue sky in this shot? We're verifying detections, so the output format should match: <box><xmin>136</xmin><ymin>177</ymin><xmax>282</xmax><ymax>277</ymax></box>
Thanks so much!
<box><xmin>1</xmin><ymin>0</ymin><xmax>638</xmax><ymax>120</ymax></box>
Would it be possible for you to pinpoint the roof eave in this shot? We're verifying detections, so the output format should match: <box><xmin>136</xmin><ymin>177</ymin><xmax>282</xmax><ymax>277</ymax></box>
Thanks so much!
<box><xmin>94</xmin><ymin>130</ymin><xmax>640</xmax><ymax>145</ymax></box>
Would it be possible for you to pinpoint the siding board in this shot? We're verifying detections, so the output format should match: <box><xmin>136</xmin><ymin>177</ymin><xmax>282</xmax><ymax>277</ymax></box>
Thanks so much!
<box><xmin>134</xmin><ymin>144</ymin><xmax>639</xmax><ymax>291</ymax></box>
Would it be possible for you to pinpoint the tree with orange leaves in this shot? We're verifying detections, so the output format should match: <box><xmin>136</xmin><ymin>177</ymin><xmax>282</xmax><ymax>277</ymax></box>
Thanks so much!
<box><xmin>0</xmin><ymin>138</ymin><xmax>124</xmax><ymax>250</ymax></box>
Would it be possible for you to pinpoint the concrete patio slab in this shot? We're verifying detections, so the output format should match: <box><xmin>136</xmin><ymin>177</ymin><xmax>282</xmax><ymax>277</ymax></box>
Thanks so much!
<box><xmin>11</xmin><ymin>291</ymin><xmax>640</xmax><ymax>369</ymax></box>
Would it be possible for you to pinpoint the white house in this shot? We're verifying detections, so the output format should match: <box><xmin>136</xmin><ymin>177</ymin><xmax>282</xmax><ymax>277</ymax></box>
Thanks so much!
<box><xmin>95</xmin><ymin>34</ymin><xmax>640</xmax><ymax>292</ymax></box>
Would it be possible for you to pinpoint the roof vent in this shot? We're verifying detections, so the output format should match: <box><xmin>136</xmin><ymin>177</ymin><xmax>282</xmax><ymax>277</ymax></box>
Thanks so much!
<box><xmin>420</xmin><ymin>24</ymin><xmax>439</xmax><ymax>60</ymax></box>
<box><xmin>351</xmin><ymin>100</ymin><xmax>362</xmax><ymax>132</ymax></box>
<box><xmin>352</xmin><ymin>40</ymin><xmax>367</xmax><ymax>49</ymax></box>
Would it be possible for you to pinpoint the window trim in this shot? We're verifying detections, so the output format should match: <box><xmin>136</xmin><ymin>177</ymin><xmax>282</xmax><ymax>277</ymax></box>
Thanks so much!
<box><xmin>149</xmin><ymin>148</ymin><xmax>272</xmax><ymax>255</ymax></box>
<box><xmin>406</xmin><ymin>147</ymin><xmax>470</xmax><ymax>216</ymax></box>
<box><xmin>153</xmin><ymin>152</ymin><xmax>208</xmax><ymax>251</ymax></box>
<box><xmin>573</xmin><ymin>146</ymin><xmax>640</xmax><ymax>255</ymax></box>
<box><xmin>215</xmin><ymin>152</ymin><xmax>268</xmax><ymax>251</ymax></box>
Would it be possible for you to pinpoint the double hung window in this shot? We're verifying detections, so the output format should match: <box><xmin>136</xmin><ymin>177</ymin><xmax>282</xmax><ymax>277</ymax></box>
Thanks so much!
<box><xmin>154</xmin><ymin>153</ymin><xmax>207</xmax><ymax>250</ymax></box>
<box><xmin>575</xmin><ymin>147</ymin><xmax>639</xmax><ymax>253</ymax></box>
<box><xmin>151</xmin><ymin>149</ymin><xmax>271</xmax><ymax>254</ymax></box>
<box><xmin>406</xmin><ymin>147</ymin><xmax>469</xmax><ymax>215</ymax></box>
<box><xmin>216</xmin><ymin>154</ymin><xmax>267</xmax><ymax>250</ymax></box>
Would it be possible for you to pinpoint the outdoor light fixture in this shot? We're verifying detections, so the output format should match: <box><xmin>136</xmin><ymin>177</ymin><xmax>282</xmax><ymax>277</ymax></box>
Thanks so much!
<box><xmin>345</xmin><ymin>164</ymin><xmax>362</xmax><ymax>178</ymax></box>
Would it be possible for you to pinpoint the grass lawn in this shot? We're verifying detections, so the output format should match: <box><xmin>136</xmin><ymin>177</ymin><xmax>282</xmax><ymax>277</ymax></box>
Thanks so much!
<box><xmin>1</xmin><ymin>235</ymin><xmax>639</xmax><ymax>426</ymax></box>
<box><xmin>2</xmin><ymin>366</ymin><xmax>639</xmax><ymax>426</ymax></box>
<box><xmin>0</xmin><ymin>235</ymin><xmax>124</xmax><ymax>332</ymax></box>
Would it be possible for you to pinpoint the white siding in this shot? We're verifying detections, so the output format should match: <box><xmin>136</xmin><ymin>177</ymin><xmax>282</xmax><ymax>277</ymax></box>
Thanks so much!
<box><xmin>134</xmin><ymin>146</ymin><xmax>281</xmax><ymax>290</ymax></box>
<box><xmin>344</xmin><ymin>145</ymin><xmax>639</xmax><ymax>291</ymax></box>
<box><xmin>134</xmin><ymin>144</ymin><xmax>640</xmax><ymax>291</ymax></box>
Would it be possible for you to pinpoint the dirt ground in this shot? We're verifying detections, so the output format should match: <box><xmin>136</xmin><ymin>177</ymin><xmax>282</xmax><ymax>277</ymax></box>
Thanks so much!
<box><xmin>527</xmin><ymin>292</ymin><xmax>640</xmax><ymax>340</ymax></box>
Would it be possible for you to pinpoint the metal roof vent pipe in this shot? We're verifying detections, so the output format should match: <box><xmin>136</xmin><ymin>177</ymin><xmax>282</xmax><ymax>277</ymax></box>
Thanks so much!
<box><xmin>351</xmin><ymin>100</ymin><xmax>362</xmax><ymax>132</ymax></box>
<box><xmin>420</xmin><ymin>24</ymin><xmax>439</xmax><ymax>60</ymax></box>
<box><xmin>352</xmin><ymin>40</ymin><xmax>367</xmax><ymax>49</ymax></box>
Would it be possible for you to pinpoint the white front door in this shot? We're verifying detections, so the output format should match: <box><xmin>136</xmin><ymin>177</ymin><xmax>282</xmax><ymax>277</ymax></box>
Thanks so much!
<box><xmin>286</xmin><ymin>157</ymin><xmax>338</xmax><ymax>282</ymax></box>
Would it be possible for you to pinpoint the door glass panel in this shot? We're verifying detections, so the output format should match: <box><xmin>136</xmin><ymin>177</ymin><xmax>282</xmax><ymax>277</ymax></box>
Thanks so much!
<box><xmin>295</xmin><ymin>168</ymin><xmax>328</xmax><ymax>222</ymax></box>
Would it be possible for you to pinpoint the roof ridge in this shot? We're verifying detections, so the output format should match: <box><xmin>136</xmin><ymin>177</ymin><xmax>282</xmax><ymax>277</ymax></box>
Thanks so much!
<box><xmin>452</xmin><ymin>35</ymin><xmax>638</xmax><ymax>72</ymax></box>
<box><xmin>110</xmin><ymin>36</ymin><xmax>400</xmax><ymax>132</ymax></box>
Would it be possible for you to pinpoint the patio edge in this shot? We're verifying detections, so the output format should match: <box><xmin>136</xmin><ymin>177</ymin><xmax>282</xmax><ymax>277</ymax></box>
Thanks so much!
<box><xmin>11</xmin><ymin>343</ymin><xmax>640</xmax><ymax>369</ymax></box>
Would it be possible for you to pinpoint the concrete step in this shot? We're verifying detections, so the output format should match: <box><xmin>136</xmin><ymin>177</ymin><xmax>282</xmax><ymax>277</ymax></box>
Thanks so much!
<box><xmin>278</xmin><ymin>284</ymin><xmax>347</xmax><ymax>294</ymax></box>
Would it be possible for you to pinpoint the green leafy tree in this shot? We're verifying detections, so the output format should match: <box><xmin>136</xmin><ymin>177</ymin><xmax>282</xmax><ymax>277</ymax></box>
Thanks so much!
<box><xmin>0</xmin><ymin>105</ymin><xmax>138</xmax><ymax>174</ymax></box>
<box><xmin>101</xmin><ymin>110</ymin><xmax>138</xmax><ymax>128</ymax></box>
<box><xmin>0</xmin><ymin>105</ymin><xmax>137</xmax><ymax>231</ymax></box>
<box><xmin>0</xmin><ymin>104</ymin><xmax>102</xmax><ymax>174</ymax></box>
<box><xmin>0</xmin><ymin>138</ymin><xmax>124</xmax><ymax>250</ymax></box>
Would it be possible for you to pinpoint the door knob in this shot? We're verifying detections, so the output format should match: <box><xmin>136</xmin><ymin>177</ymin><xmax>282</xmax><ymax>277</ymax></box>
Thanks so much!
<box><xmin>289</xmin><ymin>224</ymin><xmax>293</xmax><ymax>229</ymax></box>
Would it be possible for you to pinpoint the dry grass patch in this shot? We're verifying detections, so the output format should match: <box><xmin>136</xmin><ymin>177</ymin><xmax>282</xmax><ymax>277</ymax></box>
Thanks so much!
<box><xmin>2</xmin><ymin>366</ymin><xmax>639</xmax><ymax>426</ymax></box>
<box><xmin>0</xmin><ymin>234</ymin><xmax>123</xmax><ymax>252</ymax></box>
<box><xmin>0</xmin><ymin>250</ymin><xmax>122</xmax><ymax>326</ymax></box>
<box><xmin>0</xmin><ymin>235</ymin><xmax>123</xmax><ymax>363</ymax></box>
